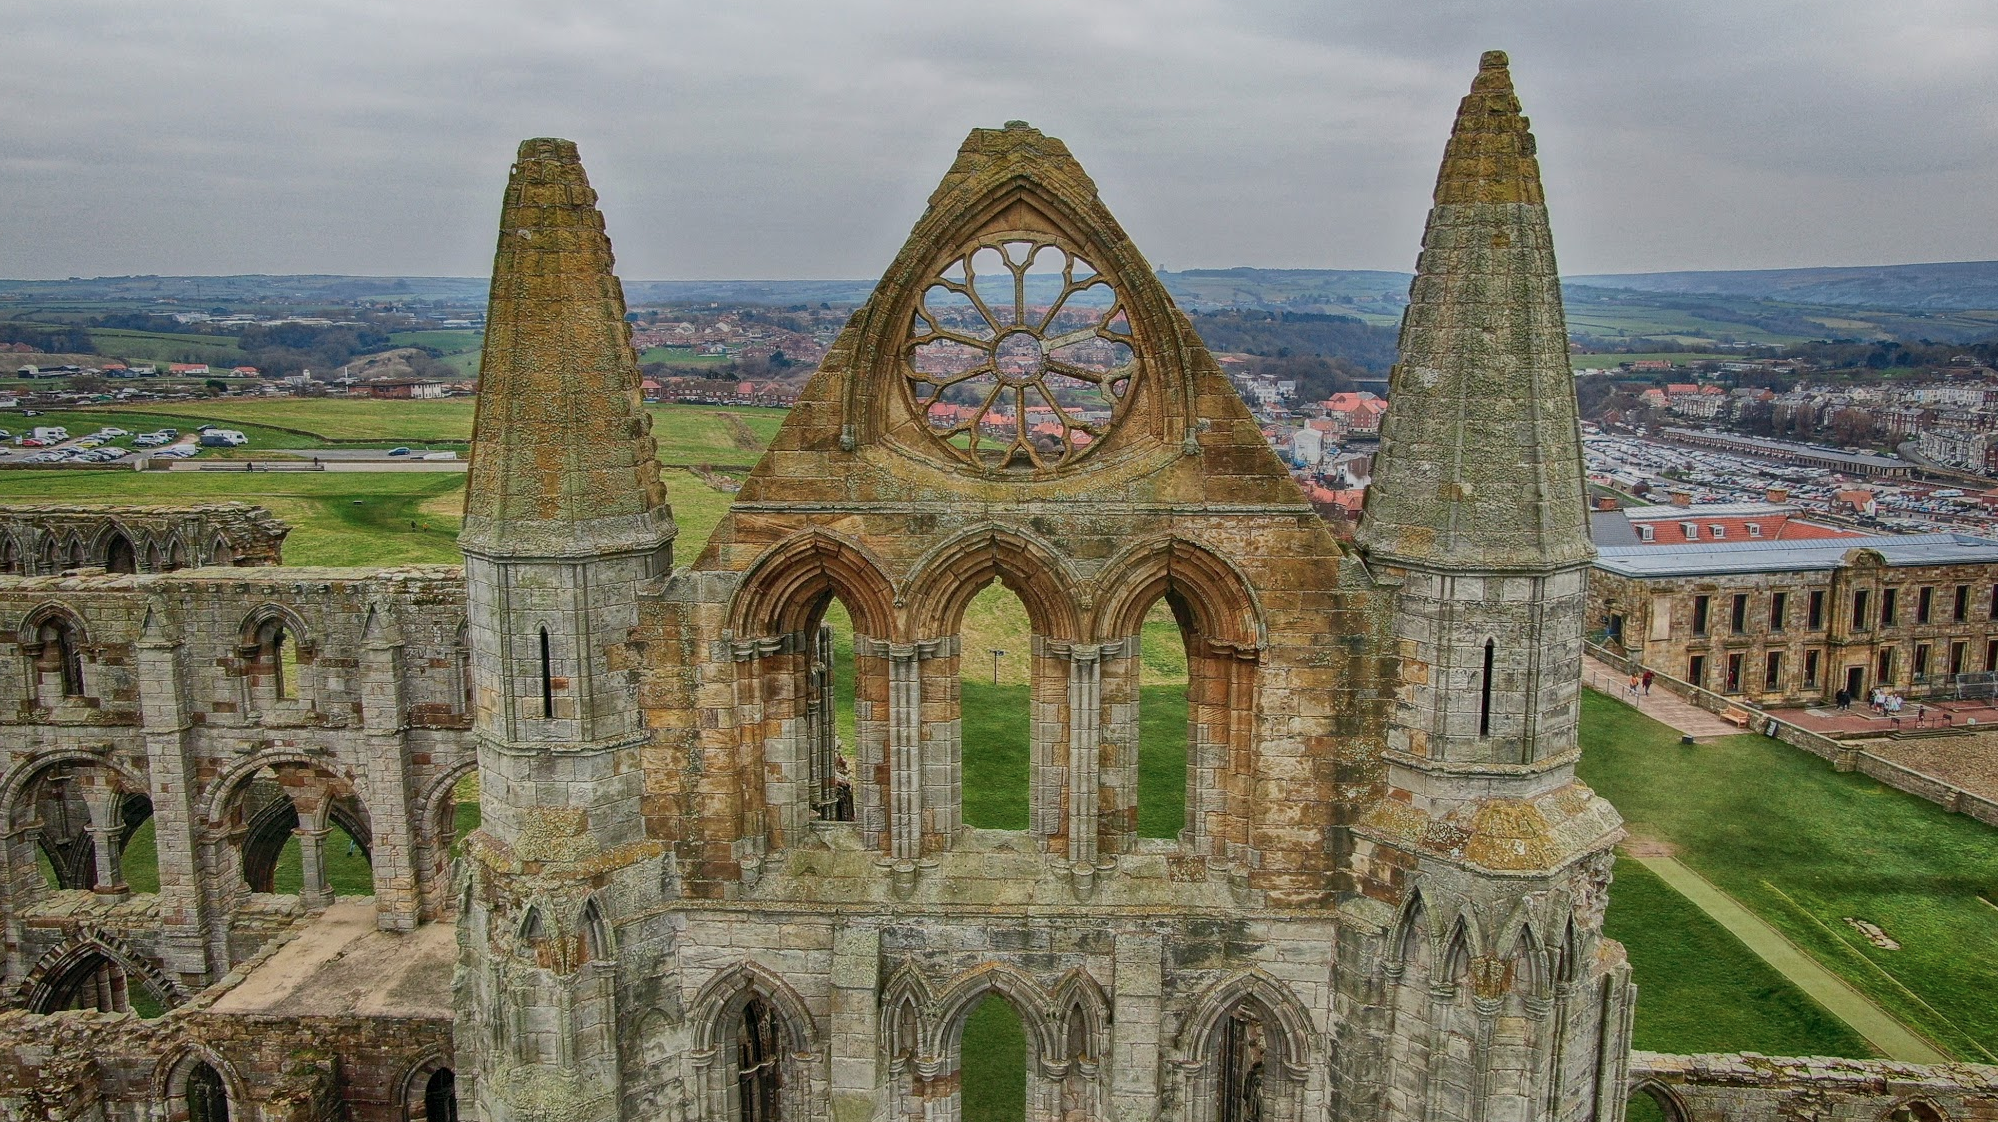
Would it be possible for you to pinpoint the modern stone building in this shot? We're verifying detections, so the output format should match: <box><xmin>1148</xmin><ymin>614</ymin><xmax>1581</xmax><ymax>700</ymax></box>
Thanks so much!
<box><xmin>0</xmin><ymin>50</ymin><xmax>1987</xmax><ymax>1122</ymax></box>
<box><xmin>1589</xmin><ymin>533</ymin><xmax>1998</xmax><ymax>705</ymax></box>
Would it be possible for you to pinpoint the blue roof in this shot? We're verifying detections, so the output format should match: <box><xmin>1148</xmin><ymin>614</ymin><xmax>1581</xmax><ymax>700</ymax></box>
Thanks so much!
<box><xmin>1595</xmin><ymin>533</ymin><xmax>1998</xmax><ymax>577</ymax></box>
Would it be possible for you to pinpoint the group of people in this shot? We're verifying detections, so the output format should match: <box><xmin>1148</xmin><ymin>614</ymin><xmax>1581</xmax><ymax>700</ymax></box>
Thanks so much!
<box><xmin>1625</xmin><ymin>670</ymin><xmax>1655</xmax><ymax>699</ymax></box>
<box><xmin>1833</xmin><ymin>685</ymin><xmax>1911</xmax><ymax>717</ymax></box>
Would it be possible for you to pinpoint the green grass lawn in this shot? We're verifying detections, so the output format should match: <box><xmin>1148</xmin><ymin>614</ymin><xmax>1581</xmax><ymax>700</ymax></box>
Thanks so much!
<box><xmin>1577</xmin><ymin>690</ymin><xmax>1998</xmax><ymax>1062</ymax></box>
<box><xmin>86</xmin><ymin>328</ymin><xmax>245</xmax><ymax>366</ymax></box>
<box><xmin>1606</xmin><ymin>858</ymin><xmax>1872</xmax><ymax>1056</ymax></box>
<box><xmin>961</xmin><ymin>996</ymin><xmax>1027</xmax><ymax>1122</ymax></box>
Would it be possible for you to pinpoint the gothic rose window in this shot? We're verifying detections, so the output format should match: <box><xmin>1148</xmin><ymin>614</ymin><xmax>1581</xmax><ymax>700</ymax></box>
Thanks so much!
<box><xmin>905</xmin><ymin>237</ymin><xmax>1137</xmax><ymax>471</ymax></box>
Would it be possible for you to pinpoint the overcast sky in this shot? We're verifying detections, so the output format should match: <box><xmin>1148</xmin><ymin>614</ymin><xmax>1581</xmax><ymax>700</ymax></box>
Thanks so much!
<box><xmin>4</xmin><ymin>0</ymin><xmax>1996</xmax><ymax>282</ymax></box>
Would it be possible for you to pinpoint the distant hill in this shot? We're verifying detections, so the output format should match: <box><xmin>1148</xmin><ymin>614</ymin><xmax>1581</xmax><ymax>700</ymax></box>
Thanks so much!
<box><xmin>1566</xmin><ymin>261</ymin><xmax>1998</xmax><ymax>312</ymax></box>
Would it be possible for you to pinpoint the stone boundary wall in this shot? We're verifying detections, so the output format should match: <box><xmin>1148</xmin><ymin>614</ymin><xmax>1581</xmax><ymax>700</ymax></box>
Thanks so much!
<box><xmin>1585</xmin><ymin>642</ymin><xmax>1998</xmax><ymax>829</ymax></box>
<box><xmin>1630</xmin><ymin>1051</ymin><xmax>1998</xmax><ymax>1121</ymax></box>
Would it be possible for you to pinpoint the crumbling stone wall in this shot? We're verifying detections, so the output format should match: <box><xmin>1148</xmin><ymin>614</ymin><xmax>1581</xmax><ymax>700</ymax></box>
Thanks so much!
<box><xmin>0</xmin><ymin>504</ymin><xmax>287</xmax><ymax>575</ymax></box>
<box><xmin>1630</xmin><ymin>1052</ymin><xmax>1998</xmax><ymax>1122</ymax></box>
<box><xmin>0</xmin><ymin>560</ymin><xmax>473</xmax><ymax>1004</ymax></box>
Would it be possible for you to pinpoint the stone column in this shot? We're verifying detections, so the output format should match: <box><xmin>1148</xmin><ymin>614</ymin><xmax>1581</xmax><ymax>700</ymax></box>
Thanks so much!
<box><xmin>85</xmin><ymin>824</ymin><xmax>126</xmax><ymax>897</ymax></box>
<box><xmin>1110</xmin><ymin>932</ymin><xmax>1164</xmax><ymax>1122</ymax></box>
<box><xmin>295</xmin><ymin>826</ymin><xmax>332</xmax><ymax>910</ymax></box>
<box><xmin>360</xmin><ymin>603</ymin><xmax>421</xmax><ymax>930</ymax></box>
<box><xmin>827</xmin><ymin>920</ymin><xmax>881</xmax><ymax>1122</ymax></box>
<box><xmin>851</xmin><ymin>636</ymin><xmax>887</xmax><ymax>849</ymax></box>
<box><xmin>1065</xmin><ymin>643</ymin><xmax>1103</xmax><ymax>875</ymax></box>
<box><xmin>887</xmin><ymin>643</ymin><xmax>923</xmax><ymax>863</ymax></box>
<box><xmin>1097</xmin><ymin>636</ymin><xmax>1142</xmax><ymax>855</ymax></box>
<box><xmin>134</xmin><ymin>599</ymin><xmax>213</xmax><ymax>983</ymax></box>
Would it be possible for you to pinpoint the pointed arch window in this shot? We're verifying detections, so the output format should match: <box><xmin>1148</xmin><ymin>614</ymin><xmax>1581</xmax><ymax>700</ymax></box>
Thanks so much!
<box><xmin>28</xmin><ymin>615</ymin><xmax>85</xmax><ymax>700</ymax></box>
<box><xmin>1479</xmin><ymin>638</ymin><xmax>1495</xmax><ymax>737</ymax></box>
<box><xmin>538</xmin><ymin>627</ymin><xmax>553</xmax><ymax>718</ymax></box>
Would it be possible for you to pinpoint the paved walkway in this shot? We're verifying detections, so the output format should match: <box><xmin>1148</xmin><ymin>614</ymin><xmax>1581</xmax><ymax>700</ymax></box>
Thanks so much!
<box><xmin>1630</xmin><ymin>854</ymin><xmax>1948</xmax><ymax>1063</ymax></box>
<box><xmin>1582</xmin><ymin>656</ymin><xmax>1743</xmax><ymax>741</ymax></box>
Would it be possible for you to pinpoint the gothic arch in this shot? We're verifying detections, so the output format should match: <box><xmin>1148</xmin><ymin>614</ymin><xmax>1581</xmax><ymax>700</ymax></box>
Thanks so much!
<box><xmin>21</xmin><ymin>929</ymin><xmax>185</xmax><ymax>1014</ymax></box>
<box><xmin>417</xmin><ymin>758</ymin><xmax>480</xmax><ymax>849</ymax></box>
<box><xmin>1632</xmin><ymin>1081</ymin><xmax>1690</xmax><ymax>1122</ymax></box>
<box><xmin>931</xmin><ymin>962</ymin><xmax>1061</xmax><ymax>1062</ymax></box>
<box><xmin>728</xmin><ymin>529</ymin><xmax>900</xmax><ymax>640</ymax></box>
<box><xmin>0</xmin><ymin>749</ymin><xmax>146</xmax><ymax>828</ymax></box>
<box><xmin>155</xmin><ymin>1044</ymin><xmax>247</xmax><ymax>1122</ymax></box>
<box><xmin>1173</xmin><ymin>970</ymin><xmax>1317</xmax><ymax>1083</ymax></box>
<box><xmin>90</xmin><ymin>520</ymin><xmax>139</xmax><ymax>573</ymax></box>
<box><xmin>688</xmin><ymin>960</ymin><xmax>821</xmax><ymax>1054</ymax></box>
<box><xmin>904</xmin><ymin>523</ymin><xmax>1085</xmax><ymax>640</ymax></box>
<box><xmin>1093</xmin><ymin>535</ymin><xmax>1267</xmax><ymax>651</ymax></box>
<box><xmin>17</xmin><ymin>599</ymin><xmax>92</xmax><ymax>648</ymax></box>
<box><xmin>394</xmin><ymin>1049</ymin><xmax>456</xmax><ymax>1122</ymax></box>
<box><xmin>195</xmin><ymin>749</ymin><xmax>360</xmax><ymax>829</ymax></box>
<box><xmin>1049</xmin><ymin>968</ymin><xmax>1113</xmax><ymax>1061</ymax></box>
<box><xmin>1387</xmin><ymin>889</ymin><xmax>1432</xmax><ymax>969</ymax></box>
<box><xmin>878</xmin><ymin>960</ymin><xmax>936</xmax><ymax>1059</ymax></box>
<box><xmin>236</xmin><ymin>602</ymin><xmax>314</xmax><ymax>651</ymax></box>
<box><xmin>840</xmin><ymin>127</ymin><xmax>1200</xmax><ymax>473</ymax></box>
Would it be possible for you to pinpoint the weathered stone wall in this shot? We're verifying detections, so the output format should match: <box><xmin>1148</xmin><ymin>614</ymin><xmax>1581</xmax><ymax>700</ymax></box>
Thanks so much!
<box><xmin>0</xmin><ymin>563</ymin><xmax>474</xmax><ymax>1003</ymax></box>
<box><xmin>1630</xmin><ymin>1051</ymin><xmax>1998</xmax><ymax>1122</ymax></box>
<box><xmin>0</xmin><ymin>503</ymin><xmax>287</xmax><ymax>575</ymax></box>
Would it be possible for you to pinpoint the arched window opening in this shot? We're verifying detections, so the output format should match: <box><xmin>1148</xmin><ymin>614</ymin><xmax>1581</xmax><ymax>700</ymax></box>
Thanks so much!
<box><xmin>211</xmin><ymin>536</ymin><xmax>236</xmax><ymax>566</ymax></box>
<box><xmin>808</xmin><ymin>597</ymin><xmax>858</xmax><ymax>822</ymax></box>
<box><xmin>34</xmin><ymin>948</ymin><xmax>167</xmax><ymax>1017</ymax></box>
<box><xmin>1889</xmin><ymin>1101</ymin><xmax>1949</xmax><ymax>1122</ymax></box>
<box><xmin>1479</xmin><ymin>638</ymin><xmax>1496</xmax><ymax>738</ymax></box>
<box><xmin>538</xmin><ymin>627</ymin><xmax>553</xmax><ymax>719</ymax></box>
<box><xmin>186</xmin><ymin>1061</ymin><xmax>229</xmax><ymax>1122</ymax></box>
<box><xmin>454</xmin><ymin>624</ymin><xmax>474</xmax><ymax>718</ymax></box>
<box><xmin>580</xmin><ymin>897</ymin><xmax>613</xmax><ymax>962</ymax></box>
<box><xmin>104</xmin><ymin>532</ymin><xmax>137</xmax><ymax>574</ymax></box>
<box><xmin>1627</xmin><ymin>1083</ymin><xmax>1688</xmax><ymax>1122</ymax></box>
<box><xmin>233</xmin><ymin>771</ymin><xmax>373</xmax><ymax>901</ymax></box>
<box><xmin>24</xmin><ymin>769</ymin><xmax>154</xmax><ymax>894</ymax></box>
<box><xmin>164</xmin><ymin>537</ymin><xmax>185</xmax><ymax>571</ymax></box>
<box><xmin>247</xmin><ymin>616</ymin><xmax>305</xmax><ymax>704</ymax></box>
<box><xmin>961</xmin><ymin>584</ymin><xmax>1033</xmax><ymax>830</ymax></box>
<box><xmin>737</xmin><ymin>997</ymin><xmax>784</xmax><ymax>1122</ymax></box>
<box><xmin>31</xmin><ymin>616</ymin><xmax>86</xmax><ymax>700</ymax></box>
<box><xmin>421</xmin><ymin>1069</ymin><xmax>458</xmax><ymax>1122</ymax></box>
<box><xmin>1134</xmin><ymin>594</ymin><xmax>1192</xmax><ymax>840</ymax></box>
<box><xmin>959</xmin><ymin>994</ymin><xmax>1027</xmax><ymax>1122</ymax></box>
<box><xmin>1</xmin><ymin>537</ymin><xmax>19</xmax><ymax>574</ymax></box>
<box><xmin>1218</xmin><ymin>1007</ymin><xmax>1268</xmax><ymax>1122</ymax></box>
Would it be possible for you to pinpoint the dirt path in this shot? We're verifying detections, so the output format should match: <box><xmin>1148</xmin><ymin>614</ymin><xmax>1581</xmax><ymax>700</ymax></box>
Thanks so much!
<box><xmin>1629</xmin><ymin>854</ymin><xmax>1949</xmax><ymax>1062</ymax></box>
<box><xmin>712</xmin><ymin>411</ymin><xmax>762</xmax><ymax>452</ymax></box>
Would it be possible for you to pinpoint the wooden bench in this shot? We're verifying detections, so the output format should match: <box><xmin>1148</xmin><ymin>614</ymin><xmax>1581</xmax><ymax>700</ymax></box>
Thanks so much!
<box><xmin>1720</xmin><ymin>707</ymin><xmax>1752</xmax><ymax>728</ymax></box>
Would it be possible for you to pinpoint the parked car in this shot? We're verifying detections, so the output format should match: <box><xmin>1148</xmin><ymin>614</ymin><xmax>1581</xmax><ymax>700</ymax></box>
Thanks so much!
<box><xmin>97</xmin><ymin>428</ymin><xmax>127</xmax><ymax>437</ymax></box>
<box><xmin>389</xmin><ymin>447</ymin><xmax>411</xmax><ymax>457</ymax></box>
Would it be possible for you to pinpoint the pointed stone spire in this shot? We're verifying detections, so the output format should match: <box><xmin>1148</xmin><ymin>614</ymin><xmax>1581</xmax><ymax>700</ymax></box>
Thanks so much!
<box><xmin>460</xmin><ymin>138</ymin><xmax>674</xmax><ymax>559</ymax></box>
<box><xmin>1357</xmin><ymin>52</ymin><xmax>1590</xmax><ymax>571</ymax></box>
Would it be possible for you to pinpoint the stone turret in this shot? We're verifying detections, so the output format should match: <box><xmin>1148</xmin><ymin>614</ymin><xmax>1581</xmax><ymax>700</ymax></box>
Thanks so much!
<box><xmin>460</xmin><ymin>137</ymin><xmax>675</xmax><ymax>561</ymax></box>
<box><xmin>1351</xmin><ymin>55</ymin><xmax>1631</xmax><ymax>1122</ymax></box>
<box><xmin>1357</xmin><ymin>50</ymin><xmax>1591</xmax><ymax>572</ymax></box>
<box><xmin>455</xmin><ymin>139</ymin><xmax>673</xmax><ymax>1122</ymax></box>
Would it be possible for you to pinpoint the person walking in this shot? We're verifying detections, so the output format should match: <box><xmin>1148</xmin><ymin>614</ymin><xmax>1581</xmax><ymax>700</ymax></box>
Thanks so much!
<box><xmin>1641</xmin><ymin>669</ymin><xmax>1655</xmax><ymax>696</ymax></box>
<box><xmin>1835</xmin><ymin>686</ymin><xmax>1850</xmax><ymax>710</ymax></box>
<box><xmin>1627</xmin><ymin>672</ymin><xmax>1641</xmax><ymax>700</ymax></box>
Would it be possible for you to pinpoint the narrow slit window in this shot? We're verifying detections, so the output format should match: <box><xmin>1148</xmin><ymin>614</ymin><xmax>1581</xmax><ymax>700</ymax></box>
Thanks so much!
<box><xmin>1479</xmin><ymin>639</ymin><xmax>1495</xmax><ymax>737</ymax></box>
<box><xmin>538</xmin><ymin>627</ymin><xmax>553</xmax><ymax>718</ymax></box>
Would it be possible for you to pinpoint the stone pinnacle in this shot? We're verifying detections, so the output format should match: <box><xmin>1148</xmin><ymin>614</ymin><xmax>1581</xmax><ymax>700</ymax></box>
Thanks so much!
<box><xmin>460</xmin><ymin>138</ymin><xmax>674</xmax><ymax>559</ymax></box>
<box><xmin>1355</xmin><ymin>53</ymin><xmax>1592</xmax><ymax>571</ymax></box>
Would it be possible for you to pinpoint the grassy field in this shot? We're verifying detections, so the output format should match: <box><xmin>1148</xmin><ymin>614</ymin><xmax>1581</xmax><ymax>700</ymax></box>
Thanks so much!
<box><xmin>74</xmin><ymin>399</ymin><xmax>786</xmax><ymax>462</ymax></box>
<box><xmin>1576</xmin><ymin>690</ymin><xmax>1998</xmax><ymax>1062</ymax></box>
<box><xmin>85</xmin><ymin>328</ymin><xmax>245</xmax><ymax>366</ymax></box>
<box><xmin>962</xmin><ymin>997</ymin><xmax>1027</xmax><ymax>1122</ymax></box>
<box><xmin>640</xmin><ymin>346</ymin><xmax>730</xmax><ymax>367</ymax></box>
<box><xmin>1569</xmin><ymin>352</ymin><xmax>1731</xmax><ymax>370</ymax></box>
<box><xmin>1606</xmin><ymin>858</ymin><xmax>1872</xmax><ymax>1056</ymax></box>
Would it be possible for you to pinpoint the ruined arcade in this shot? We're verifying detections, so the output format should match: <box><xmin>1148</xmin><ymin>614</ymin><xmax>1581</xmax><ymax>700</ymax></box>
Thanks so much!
<box><xmin>1</xmin><ymin>52</ymin><xmax>1983</xmax><ymax>1122</ymax></box>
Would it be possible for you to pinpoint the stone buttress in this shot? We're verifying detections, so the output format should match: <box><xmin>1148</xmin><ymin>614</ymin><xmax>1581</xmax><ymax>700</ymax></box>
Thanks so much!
<box><xmin>1350</xmin><ymin>53</ymin><xmax>1634</xmax><ymax>1122</ymax></box>
<box><xmin>454</xmin><ymin>139</ymin><xmax>677</xmax><ymax>1122</ymax></box>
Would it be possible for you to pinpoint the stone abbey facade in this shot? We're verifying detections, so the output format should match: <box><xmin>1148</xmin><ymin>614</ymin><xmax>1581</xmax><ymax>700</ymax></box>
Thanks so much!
<box><xmin>0</xmin><ymin>50</ymin><xmax>1989</xmax><ymax>1122</ymax></box>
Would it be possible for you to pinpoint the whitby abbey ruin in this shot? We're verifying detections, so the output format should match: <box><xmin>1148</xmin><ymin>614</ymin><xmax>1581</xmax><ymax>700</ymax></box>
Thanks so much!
<box><xmin>0</xmin><ymin>52</ymin><xmax>1988</xmax><ymax>1122</ymax></box>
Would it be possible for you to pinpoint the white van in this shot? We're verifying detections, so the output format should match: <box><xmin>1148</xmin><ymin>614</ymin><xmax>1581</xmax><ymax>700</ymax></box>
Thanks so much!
<box><xmin>30</xmin><ymin>427</ymin><xmax>69</xmax><ymax>443</ymax></box>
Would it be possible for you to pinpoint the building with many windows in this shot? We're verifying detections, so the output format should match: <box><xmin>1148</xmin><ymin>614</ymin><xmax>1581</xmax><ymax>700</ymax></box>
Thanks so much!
<box><xmin>1589</xmin><ymin>533</ymin><xmax>1998</xmax><ymax>704</ymax></box>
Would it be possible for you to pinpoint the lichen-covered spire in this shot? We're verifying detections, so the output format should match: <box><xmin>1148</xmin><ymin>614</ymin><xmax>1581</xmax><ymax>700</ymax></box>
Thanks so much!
<box><xmin>460</xmin><ymin>138</ymin><xmax>674</xmax><ymax>559</ymax></box>
<box><xmin>1357</xmin><ymin>52</ymin><xmax>1591</xmax><ymax>570</ymax></box>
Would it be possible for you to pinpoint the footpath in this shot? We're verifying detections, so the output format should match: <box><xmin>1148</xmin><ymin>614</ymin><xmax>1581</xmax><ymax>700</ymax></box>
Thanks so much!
<box><xmin>1581</xmin><ymin>655</ymin><xmax>1742</xmax><ymax>740</ymax></box>
<box><xmin>1628</xmin><ymin>854</ymin><xmax>1948</xmax><ymax>1063</ymax></box>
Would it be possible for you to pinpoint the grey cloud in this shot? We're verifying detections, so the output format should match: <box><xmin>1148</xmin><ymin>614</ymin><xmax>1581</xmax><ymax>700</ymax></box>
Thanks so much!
<box><xmin>2</xmin><ymin>0</ymin><xmax>1994</xmax><ymax>280</ymax></box>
